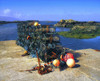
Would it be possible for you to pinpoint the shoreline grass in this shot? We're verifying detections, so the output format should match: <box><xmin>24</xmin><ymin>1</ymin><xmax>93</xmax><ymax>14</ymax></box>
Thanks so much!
<box><xmin>58</xmin><ymin>31</ymin><xmax>100</xmax><ymax>39</ymax></box>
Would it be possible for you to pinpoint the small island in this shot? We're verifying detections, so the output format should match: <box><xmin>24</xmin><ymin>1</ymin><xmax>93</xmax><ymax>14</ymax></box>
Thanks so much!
<box><xmin>56</xmin><ymin>19</ymin><xmax>100</xmax><ymax>39</ymax></box>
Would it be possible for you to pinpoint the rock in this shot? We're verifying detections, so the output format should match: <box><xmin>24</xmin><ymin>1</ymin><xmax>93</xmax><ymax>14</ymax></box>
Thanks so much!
<box><xmin>0</xmin><ymin>41</ymin><xmax>100</xmax><ymax>81</ymax></box>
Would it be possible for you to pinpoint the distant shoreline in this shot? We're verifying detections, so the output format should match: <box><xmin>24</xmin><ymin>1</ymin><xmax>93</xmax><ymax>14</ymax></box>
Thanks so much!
<box><xmin>0</xmin><ymin>20</ymin><xmax>39</xmax><ymax>24</ymax></box>
<box><xmin>0</xmin><ymin>20</ymin><xmax>58</xmax><ymax>25</ymax></box>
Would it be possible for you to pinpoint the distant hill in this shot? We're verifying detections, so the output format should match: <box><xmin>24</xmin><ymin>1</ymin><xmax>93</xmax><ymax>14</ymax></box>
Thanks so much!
<box><xmin>0</xmin><ymin>16</ymin><xmax>20</xmax><ymax>21</ymax></box>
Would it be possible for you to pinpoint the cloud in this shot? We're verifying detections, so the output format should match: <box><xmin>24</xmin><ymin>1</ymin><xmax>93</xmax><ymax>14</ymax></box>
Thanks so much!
<box><xmin>0</xmin><ymin>8</ymin><xmax>22</xmax><ymax>19</ymax></box>
<box><xmin>3</xmin><ymin>9</ymin><xmax>11</xmax><ymax>15</ymax></box>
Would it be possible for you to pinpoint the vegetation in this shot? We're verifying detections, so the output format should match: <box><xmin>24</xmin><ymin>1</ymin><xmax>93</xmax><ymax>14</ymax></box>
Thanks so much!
<box><xmin>56</xmin><ymin>19</ymin><xmax>100</xmax><ymax>39</ymax></box>
<box><xmin>54</xmin><ymin>19</ymin><xmax>100</xmax><ymax>28</ymax></box>
<box><xmin>58</xmin><ymin>25</ymin><xmax>100</xmax><ymax>39</ymax></box>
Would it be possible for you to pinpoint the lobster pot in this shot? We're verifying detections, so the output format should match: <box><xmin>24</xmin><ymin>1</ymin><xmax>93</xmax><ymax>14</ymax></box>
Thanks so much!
<box><xmin>16</xmin><ymin>21</ymin><xmax>63</xmax><ymax>62</ymax></box>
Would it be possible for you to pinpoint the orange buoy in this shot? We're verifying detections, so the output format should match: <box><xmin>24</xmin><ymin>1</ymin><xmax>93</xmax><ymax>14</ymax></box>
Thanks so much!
<box><xmin>60</xmin><ymin>55</ymin><xmax>64</xmax><ymax>61</ymax></box>
<box><xmin>27</xmin><ymin>36</ymin><xmax>30</xmax><ymax>40</ymax></box>
<box><xmin>66</xmin><ymin>58</ymin><xmax>75</xmax><ymax>68</ymax></box>
<box><xmin>24</xmin><ymin>51</ymin><xmax>28</xmax><ymax>54</ymax></box>
<box><xmin>53</xmin><ymin>59</ymin><xmax>60</xmax><ymax>67</ymax></box>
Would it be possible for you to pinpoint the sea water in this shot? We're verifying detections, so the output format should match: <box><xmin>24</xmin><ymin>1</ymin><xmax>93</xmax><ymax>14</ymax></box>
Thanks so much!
<box><xmin>0</xmin><ymin>22</ymin><xmax>100</xmax><ymax>50</ymax></box>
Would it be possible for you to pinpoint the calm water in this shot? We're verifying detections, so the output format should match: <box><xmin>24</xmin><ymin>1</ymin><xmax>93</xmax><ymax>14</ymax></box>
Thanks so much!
<box><xmin>0</xmin><ymin>23</ymin><xmax>17</xmax><ymax>41</ymax></box>
<box><xmin>56</xmin><ymin>27</ymin><xmax>70</xmax><ymax>32</ymax></box>
<box><xmin>0</xmin><ymin>22</ymin><xmax>100</xmax><ymax>50</ymax></box>
<box><xmin>60</xmin><ymin>36</ymin><xmax>100</xmax><ymax>50</ymax></box>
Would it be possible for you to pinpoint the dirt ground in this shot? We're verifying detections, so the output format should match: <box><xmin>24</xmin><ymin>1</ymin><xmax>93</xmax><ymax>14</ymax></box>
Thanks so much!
<box><xmin>0</xmin><ymin>40</ymin><xmax>100</xmax><ymax>81</ymax></box>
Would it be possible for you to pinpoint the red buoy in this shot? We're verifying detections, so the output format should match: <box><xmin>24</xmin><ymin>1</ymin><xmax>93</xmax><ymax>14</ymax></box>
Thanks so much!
<box><xmin>64</xmin><ymin>53</ymin><xmax>74</xmax><ymax>62</ymax></box>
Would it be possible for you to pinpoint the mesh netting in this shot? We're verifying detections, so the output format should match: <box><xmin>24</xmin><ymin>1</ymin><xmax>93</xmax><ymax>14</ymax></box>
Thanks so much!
<box><xmin>16</xmin><ymin>22</ymin><xmax>64</xmax><ymax>62</ymax></box>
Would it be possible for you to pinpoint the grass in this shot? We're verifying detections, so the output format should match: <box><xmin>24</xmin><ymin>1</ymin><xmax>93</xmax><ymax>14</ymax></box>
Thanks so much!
<box><xmin>58</xmin><ymin>31</ymin><xmax>100</xmax><ymax>39</ymax></box>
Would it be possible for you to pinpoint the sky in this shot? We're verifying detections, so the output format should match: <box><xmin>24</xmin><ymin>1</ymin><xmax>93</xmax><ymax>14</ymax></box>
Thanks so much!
<box><xmin>0</xmin><ymin>0</ymin><xmax>100</xmax><ymax>21</ymax></box>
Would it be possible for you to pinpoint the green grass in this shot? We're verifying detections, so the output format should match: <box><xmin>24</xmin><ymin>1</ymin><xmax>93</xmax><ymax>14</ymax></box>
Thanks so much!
<box><xmin>58</xmin><ymin>31</ymin><xmax>100</xmax><ymax>39</ymax></box>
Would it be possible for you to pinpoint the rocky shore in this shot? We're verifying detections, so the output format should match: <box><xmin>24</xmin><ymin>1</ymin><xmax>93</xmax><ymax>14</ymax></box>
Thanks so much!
<box><xmin>54</xmin><ymin>19</ymin><xmax>100</xmax><ymax>28</ymax></box>
<box><xmin>56</xmin><ymin>19</ymin><xmax>100</xmax><ymax>39</ymax></box>
<box><xmin>0</xmin><ymin>40</ymin><xmax>100</xmax><ymax>81</ymax></box>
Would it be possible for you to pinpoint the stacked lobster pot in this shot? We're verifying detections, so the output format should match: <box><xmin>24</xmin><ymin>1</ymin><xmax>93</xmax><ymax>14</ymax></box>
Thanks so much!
<box><xmin>16</xmin><ymin>22</ymin><xmax>64</xmax><ymax>62</ymax></box>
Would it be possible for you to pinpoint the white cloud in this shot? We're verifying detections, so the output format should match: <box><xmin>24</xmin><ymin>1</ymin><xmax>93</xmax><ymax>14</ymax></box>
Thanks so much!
<box><xmin>0</xmin><ymin>8</ymin><xmax>22</xmax><ymax>19</ymax></box>
<box><xmin>3</xmin><ymin>9</ymin><xmax>11</xmax><ymax>15</ymax></box>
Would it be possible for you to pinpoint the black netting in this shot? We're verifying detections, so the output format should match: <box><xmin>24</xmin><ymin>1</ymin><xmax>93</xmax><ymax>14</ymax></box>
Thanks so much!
<box><xmin>16</xmin><ymin>22</ymin><xmax>64</xmax><ymax>62</ymax></box>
